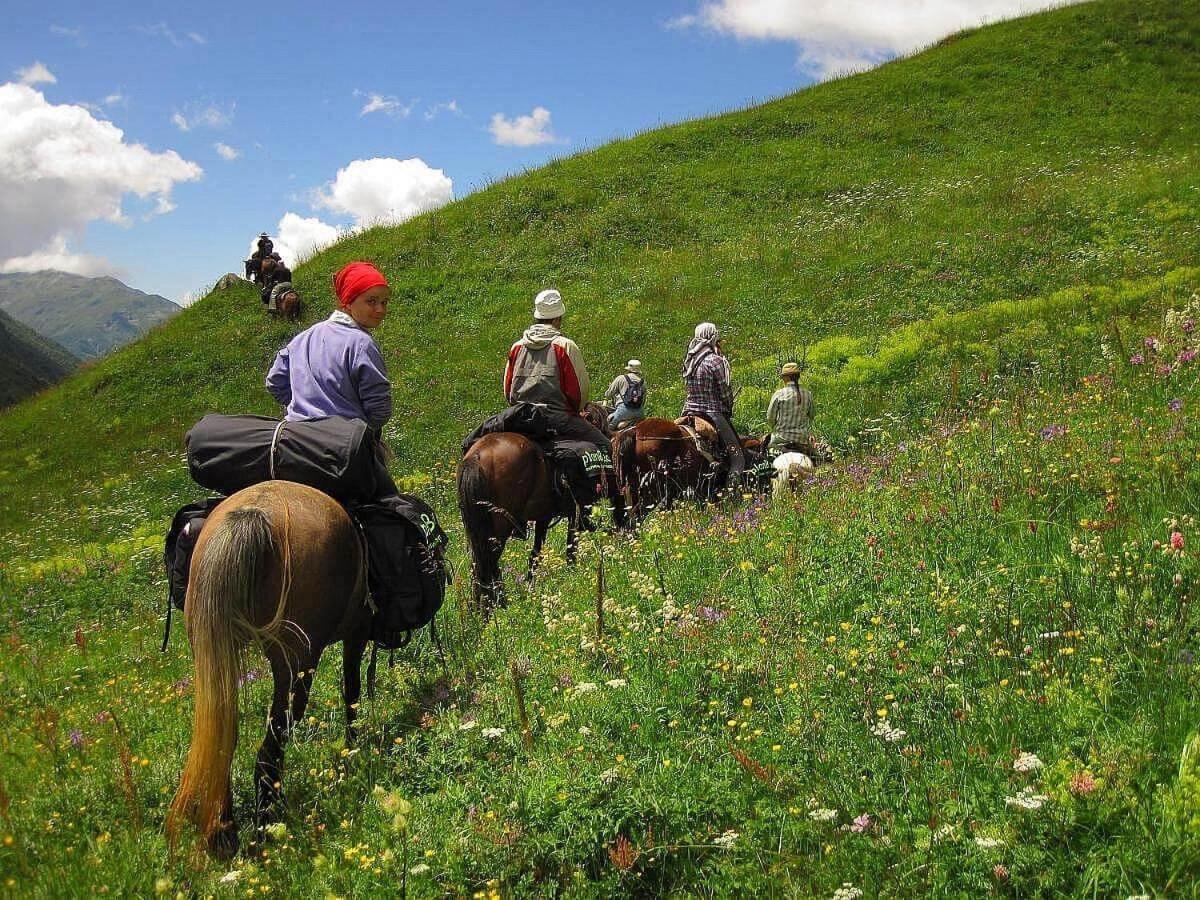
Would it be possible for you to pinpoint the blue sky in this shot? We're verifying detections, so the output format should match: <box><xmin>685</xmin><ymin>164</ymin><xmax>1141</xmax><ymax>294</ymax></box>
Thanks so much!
<box><xmin>0</xmin><ymin>0</ymin><xmax>1065</xmax><ymax>302</ymax></box>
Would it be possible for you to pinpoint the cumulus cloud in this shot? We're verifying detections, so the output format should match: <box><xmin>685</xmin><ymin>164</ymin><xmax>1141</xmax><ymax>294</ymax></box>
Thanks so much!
<box><xmin>15</xmin><ymin>62</ymin><xmax>56</xmax><ymax>87</ymax></box>
<box><xmin>489</xmin><ymin>106</ymin><xmax>562</xmax><ymax>147</ymax></box>
<box><xmin>273</xmin><ymin>213</ymin><xmax>341</xmax><ymax>266</ymax></box>
<box><xmin>314</xmin><ymin>157</ymin><xmax>452</xmax><ymax>226</ymax></box>
<box><xmin>215</xmin><ymin>142</ymin><xmax>240</xmax><ymax>161</ymax></box>
<box><xmin>672</xmin><ymin>0</ymin><xmax>1077</xmax><ymax>77</ymax></box>
<box><xmin>357</xmin><ymin>91</ymin><xmax>415</xmax><ymax>118</ymax></box>
<box><xmin>0</xmin><ymin>82</ymin><xmax>201</xmax><ymax>274</ymax></box>
<box><xmin>171</xmin><ymin>103</ymin><xmax>233</xmax><ymax>131</ymax></box>
<box><xmin>0</xmin><ymin>235</ymin><xmax>119</xmax><ymax>277</ymax></box>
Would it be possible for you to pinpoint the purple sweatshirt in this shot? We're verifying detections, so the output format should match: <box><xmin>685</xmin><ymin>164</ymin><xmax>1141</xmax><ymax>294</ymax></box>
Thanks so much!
<box><xmin>265</xmin><ymin>311</ymin><xmax>393</xmax><ymax>430</ymax></box>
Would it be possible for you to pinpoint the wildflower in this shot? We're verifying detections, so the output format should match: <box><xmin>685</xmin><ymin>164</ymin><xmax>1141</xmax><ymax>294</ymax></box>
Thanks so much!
<box><xmin>408</xmin><ymin>863</ymin><xmax>430</xmax><ymax>875</ymax></box>
<box><xmin>713</xmin><ymin>829</ymin><xmax>739</xmax><ymax>848</ymax></box>
<box><xmin>1171</xmin><ymin>531</ymin><xmax>1185</xmax><ymax>551</ymax></box>
<box><xmin>1129</xmin><ymin>353</ymin><xmax>1144</xmax><ymax>365</ymax></box>
<box><xmin>599</xmin><ymin>767</ymin><xmax>621</xmax><ymax>784</ymax></box>
<box><xmin>808</xmin><ymin>807</ymin><xmax>838</xmax><ymax>823</ymax></box>
<box><xmin>850</xmin><ymin>813</ymin><xmax>872</xmax><ymax>833</ymax></box>
<box><xmin>870</xmin><ymin>720</ymin><xmax>907</xmax><ymax>743</ymax></box>
<box><xmin>458</xmin><ymin>721</ymin><xmax>478</xmax><ymax>731</ymax></box>
<box><xmin>481</xmin><ymin>727</ymin><xmax>505</xmax><ymax>740</ymax></box>
<box><xmin>605</xmin><ymin>679</ymin><xmax>627</xmax><ymax>689</ymax></box>
<box><xmin>1005</xmin><ymin>787</ymin><xmax>1049</xmax><ymax>811</ymax></box>
<box><xmin>832</xmin><ymin>883</ymin><xmax>864</xmax><ymax>900</ymax></box>
<box><xmin>573</xmin><ymin>682</ymin><xmax>598</xmax><ymax>695</ymax></box>
<box><xmin>1039</xmin><ymin>423</ymin><xmax>1066</xmax><ymax>441</ymax></box>
<box><xmin>975</xmin><ymin>836</ymin><xmax>1004</xmax><ymax>849</ymax></box>
<box><xmin>1069</xmin><ymin>771</ymin><xmax>1098</xmax><ymax>796</ymax></box>
<box><xmin>154</xmin><ymin>879</ymin><xmax>171</xmax><ymax>895</ymax></box>
<box><xmin>993</xmin><ymin>864</ymin><xmax>1009</xmax><ymax>882</ymax></box>
<box><xmin>1180</xmin><ymin>348</ymin><xmax>1197</xmax><ymax>364</ymax></box>
<box><xmin>219</xmin><ymin>871</ymin><xmax>242</xmax><ymax>885</ymax></box>
<box><xmin>69</xmin><ymin>729</ymin><xmax>85</xmax><ymax>748</ymax></box>
<box><xmin>1013</xmin><ymin>751</ymin><xmax>1044</xmax><ymax>772</ymax></box>
<box><xmin>1170</xmin><ymin>397</ymin><xmax>1184</xmax><ymax>412</ymax></box>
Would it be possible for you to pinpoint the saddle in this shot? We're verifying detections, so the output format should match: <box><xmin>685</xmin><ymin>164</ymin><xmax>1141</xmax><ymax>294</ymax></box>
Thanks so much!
<box><xmin>674</xmin><ymin>416</ymin><xmax>718</xmax><ymax>465</ymax></box>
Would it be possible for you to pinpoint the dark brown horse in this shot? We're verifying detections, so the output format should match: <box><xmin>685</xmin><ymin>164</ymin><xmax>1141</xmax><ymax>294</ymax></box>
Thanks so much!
<box><xmin>167</xmin><ymin>480</ymin><xmax>371</xmax><ymax>858</ymax></box>
<box><xmin>457</xmin><ymin>403</ymin><xmax>625</xmax><ymax>610</ymax></box>
<box><xmin>613</xmin><ymin>418</ymin><xmax>767</xmax><ymax>520</ymax></box>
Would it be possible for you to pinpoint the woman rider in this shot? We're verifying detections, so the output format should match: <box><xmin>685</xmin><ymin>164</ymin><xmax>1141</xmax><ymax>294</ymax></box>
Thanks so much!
<box><xmin>265</xmin><ymin>260</ymin><xmax>398</xmax><ymax>496</ymax></box>
<box><xmin>765</xmin><ymin>361</ymin><xmax>815</xmax><ymax>456</ymax></box>
<box><xmin>680</xmin><ymin>321</ymin><xmax>745</xmax><ymax>485</ymax></box>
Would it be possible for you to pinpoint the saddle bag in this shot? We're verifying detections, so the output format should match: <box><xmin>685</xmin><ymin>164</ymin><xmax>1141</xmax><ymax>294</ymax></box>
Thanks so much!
<box><xmin>163</xmin><ymin>498</ymin><xmax>224</xmax><ymax>610</ymax></box>
<box><xmin>352</xmin><ymin>495</ymin><xmax>450</xmax><ymax>648</ymax></box>
<box><xmin>186</xmin><ymin>414</ymin><xmax>379</xmax><ymax>503</ymax></box>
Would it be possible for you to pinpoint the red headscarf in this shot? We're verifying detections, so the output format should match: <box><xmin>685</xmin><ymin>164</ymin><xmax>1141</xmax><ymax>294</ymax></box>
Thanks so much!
<box><xmin>333</xmin><ymin>261</ymin><xmax>388</xmax><ymax>309</ymax></box>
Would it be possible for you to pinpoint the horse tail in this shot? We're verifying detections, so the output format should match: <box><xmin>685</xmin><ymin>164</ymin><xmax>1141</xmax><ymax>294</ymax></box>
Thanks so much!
<box><xmin>615</xmin><ymin>428</ymin><xmax>638</xmax><ymax>491</ymax></box>
<box><xmin>458</xmin><ymin>454</ymin><xmax>499</xmax><ymax>587</ymax></box>
<box><xmin>167</xmin><ymin>506</ymin><xmax>285</xmax><ymax>850</ymax></box>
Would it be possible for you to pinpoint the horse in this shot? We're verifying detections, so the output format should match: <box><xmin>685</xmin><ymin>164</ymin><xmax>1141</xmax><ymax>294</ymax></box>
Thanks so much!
<box><xmin>457</xmin><ymin>402</ymin><xmax>625</xmax><ymax>611</ymax></box>
<box><xmin>167</xmin><ymin>480</ymin><xmax>372</xmax><ymax>859</ymax></box>
<box><xmin>613</xmin><ymin>418</ymin><xmax>768</xmax><ymax>520</ymax></box>
<box><xmin>770</xmin><ymin>450</ymin><xmax>816</xmax><ymax>500</ymax></box>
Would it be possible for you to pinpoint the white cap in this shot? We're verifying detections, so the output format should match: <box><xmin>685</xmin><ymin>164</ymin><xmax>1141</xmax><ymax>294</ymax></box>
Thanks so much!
<box><xmin>534</xmin><ymin>288</ymin><xmax>565</xmax><ymax>320</ymax></box>
<box><xmin>625</xmin><ymin>359</ymin><xmax>641</xmax><ymax>373</ymax></box>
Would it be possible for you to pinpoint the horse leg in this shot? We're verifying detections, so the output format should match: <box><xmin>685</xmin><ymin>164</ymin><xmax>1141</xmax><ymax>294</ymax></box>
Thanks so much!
<box><xmin>607</xmin><ymin>472</ymin><xmax>629</xmax><ymax>531</ymax></box>
<box><xmin>255</xmin><ymin>652</ymin><xmax>315</xmax><ymax>830</ymax></box>
<box><xmin>566</xmin><ymin>518</ymin><xmax>580</xmax><ymax>564</ymax></box>
<box><xmin>342</xmin><ymin>635</ymin><xmax>368</xmax><ymax>745</ymax></box>
<box><xmin>525</xmin><ymin>519</ymin><xmax>549</xmax><ymax>583</ymax></box>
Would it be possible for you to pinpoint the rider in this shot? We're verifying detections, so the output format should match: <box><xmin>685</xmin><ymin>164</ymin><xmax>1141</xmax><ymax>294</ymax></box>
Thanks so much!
<box><xmin>680</xmin><ymin>321</ymin><xmax>745</xmax><ymax>485</ymax></box>
<box><xmin>765</xmin><ymin>361</ymin><xmax>815</xmax><ymax>456</ymax></box>
<box><xmin>265</xmin><ymin>260</ymin><xmax>397</xmax><ymax>495</ymax></box>
<box><xmin>246</xmin><ymin>233</ymin><xmax>281</xmax><ymax>283</ymax></box>
<box><xmin>259</xmin><ymin>257</ymin><xmax>293</xmax><ymax>305</ymax></box>
<box><xmin>605</xmin><ymin>359</ymin><xmax>646</xmax><ymax>429</ymax></box>
<box><xmin>503</xmin><ymin>288</ymin><xmax>611</xmax><ymax>503</ymax></box>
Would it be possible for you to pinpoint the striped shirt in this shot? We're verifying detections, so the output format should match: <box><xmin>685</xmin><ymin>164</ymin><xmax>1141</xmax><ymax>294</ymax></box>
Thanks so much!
<box><xmin>681</xmin><ymin>353</ymin><xmax>733</xmax><ymax>420</ymax></box>
<box><xmin>767</xmin><ymin>384</ymin><xmax>814</xmax><ymax>444</ymax></box>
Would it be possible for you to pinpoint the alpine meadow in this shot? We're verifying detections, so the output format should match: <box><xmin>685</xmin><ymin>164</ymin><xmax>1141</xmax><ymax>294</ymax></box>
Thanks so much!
<box><xmin>3</xmin><ymin>0</ymin><xmax>1200</xmax><ymax>895</ymax></box>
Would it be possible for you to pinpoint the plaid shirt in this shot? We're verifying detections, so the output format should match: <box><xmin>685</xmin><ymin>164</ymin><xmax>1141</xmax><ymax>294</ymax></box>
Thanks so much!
<box><xmin>681</xmin><ymin>353</ymin><xmax>733</xmax><ymax>420</ymax></box>
<box><xmin>767</xmin><ymin>385</ymin><xmax>814</xmax><ymax>444</ymax></box>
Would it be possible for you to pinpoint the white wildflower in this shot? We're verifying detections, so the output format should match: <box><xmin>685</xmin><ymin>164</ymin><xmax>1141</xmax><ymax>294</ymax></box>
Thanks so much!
<box><xmin>219</xmin><ymin>871</ymin><xmax>241</xmax><ymax>884</ymax></box>
<box><xmin>870</xmin><ymin>719</ymin><xmax>907</xmax><ymax>743</ymax></box>
<box><xmin>974</xmin><ymin>836</ymin><xmax>1004</xmax><ymax>849</ymax></box>
<box><xmin>1013</xmin><ymin>751</ymin><xmax>1044</xmax><ymax>773</ymax></box>
<box><xmin>458</xmin><ymin>721</ymin><xmax>477</xmax><ymax>731</ymax></box>
<box><xmin>408</xmin><ymin>863</ymin><xmax>430</xmax><ymax>875</ymax></box>
<box><xmin>1005</xmin><ymin>786</ymin><xmax>1049</xmax><ymax>810</ymax></box>
<box><xmin>599</xmin><ymin>767</ymin><xmax>621</xmax><ymax>784</ymax></box>
<box><xmin>808</xmin><ymin>807</ymin><xmax>838</xmax><ymax>823</ymax></box>
<box><xmin>573</xmin><ymin>682</ymin><xmax>598</xmax><ymax>695</ymax></box>
<box><xmin>932</xmin><ymin>824</ymin><xmax>956</xmax><ymax>843</ymax></box>
<box><xmin>605</xmin><ymin>678</ymin><xmax>627</xmax><ymax>688</ymax></box>
<box><xmin>713</xmin><ymin>829</ymin><xmax>739</xmax><ymax>848</ymax></box>
<box><xmin>481</xmin><ymin>727</ymin><xmax>505</xmax><ymax>740</ymax></box>
<box><xmin>832</xmin><ymin>884</ymin><xmax>864</xmax><ymax>900</ymax></box>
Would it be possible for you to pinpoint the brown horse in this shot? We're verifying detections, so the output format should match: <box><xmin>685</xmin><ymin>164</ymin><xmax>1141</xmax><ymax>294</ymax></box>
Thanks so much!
<box><xmin>613</xmin><ymin>418</ymin><xmax>767</xmax><ymax>520</ymax></box>
<box><xmin>457</xmin><ymin>403</ymin><xmax>625</xmax><ymax>610</ymax></box>
<box><xmin>167</xmin><ymin>480</ymin><xmax>371</xmax><ymax>859</ymax></box>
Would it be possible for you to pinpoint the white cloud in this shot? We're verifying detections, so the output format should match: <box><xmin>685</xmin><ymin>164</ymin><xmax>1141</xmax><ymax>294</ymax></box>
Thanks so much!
<box><xmin>187</xmin><ymin>32</ymin><xmax>206</xmax><ymax>45</ymax></box>
<box><xmin>489</xmin><ymin>106</ymin><xmax>562</xmax><ymax>147</ymax></box>
<box><xmin>0</xmin><ymin>82</ymin><xmax>201</xmax><ymax>274</ymax></box>
<box><xmin>0</xmin><ymin>235</ymin><xmax>119</xmax><ymax>277</ymax></box>
<box><xmin>16</xmin><ymin>62</ymin><xmax>56</xmax><ymax>87</ymax></box>
<box><xmin>215</xmin><ymin>142</ymin><xmax>240</xmax><ymax>161</ymax></box>
<box><xmin>357</xmin><ymin>91</ymin><xmax>414</xmax><ymax>118</ymax></box>
<box><xmin>136</xmin><ymin>22</ymin><xmax>204</xmax><ymax>47</ymax></box>
<box><xmin>273</xmin><ymin>213</ymin><xmax>341</xmax><ymax>266</ymax></box>
<box><xmin>424</xmin><ymin>99</ymin><xmax>461</xmax><ymax>121</ymax></box>
<box><xmin>103</xmin><ymin>92</ymin><xmax>124</xmax><ymax>106</ymax></box>
<box><xmin>672</xmin><ymin>0</ymin><xmax>1077</xmax><ymax>77</ymax></box>
<box><xmin>171</xmin><ymin>103</ymin><xmax>234</xmax><ymax>131</ymax></box>
<box><xmin>314</xmin><ymin>157</ymin><xmax>452</xmax><ymax>226</ymax></box>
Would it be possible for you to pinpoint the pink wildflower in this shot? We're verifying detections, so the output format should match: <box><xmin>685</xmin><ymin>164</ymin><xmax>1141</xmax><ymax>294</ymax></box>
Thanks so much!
<box><xmin>850</xmin><ymin>813</ymin><xmax>872</xmax><ymax>833</ymax></box>
<box><xmin>1069</xmin><ymin>771</ymin><xmax>1098</xmax><ymax>796</ymax></box>
<box><xmin>993</xmin><ymin>864</ymin><xmax>1009</xmax><ymax>882</ymax></box>
<box><xmin>1171</xmin><ymin>532</ymin><xmax>1185</xmax><ymax>551</ymax></box>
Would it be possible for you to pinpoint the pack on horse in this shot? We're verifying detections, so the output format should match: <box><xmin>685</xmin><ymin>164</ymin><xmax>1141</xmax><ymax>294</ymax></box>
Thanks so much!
<box><xmin>457</xmin><ymin>402</ymin><xmax>625</xmax><ymax>611</ymax></box>
<box><xmin>167</xmin><ymin>481</ymin><xmax>373</xmax><ymax>859</ymax></box>
<box><xmin>613</xmin><ymin>416</ymin><xmax>766</xmax><ymax>521</ymax></box>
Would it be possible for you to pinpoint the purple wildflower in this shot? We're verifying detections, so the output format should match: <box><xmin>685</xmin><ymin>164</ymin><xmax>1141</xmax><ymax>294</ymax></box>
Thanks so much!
<box><xmin>850</xmin><ymin>813</ymin><xmax>872</xmax><ymax>833</ymax></box>
<box><xmin>1039</xmin><ymin>424</ymin><xmax>1066</xmax><ymax>441</ymax></box>
<box><xmin>1169</xmin><ymin>398</ymin><xmax>1183</xmax><ymax>412</ymax></box>
<box><xmin>1145</xmin><ymin>336</ymin><xmax>1160</xmax><ymax>351</ymax></box>
<box><xmin>1179</xmin><ymin>348</ymin><xmax>1197</xmax><ymax>364</ymax></box>
<box><xmin>238</xmin><ymin>668</ymin><xmax>261</xmax><ymax>687</ymax></box>
<box><xmin>696</xmin><ymin>605</ymin><xmax>728</xmax><ymax>623</ymax></box>
<box><xmin>1129</xmin><ymin>353</ymin><xmax>1144</xmax><ymax>365</ymax></box>
<box><xmin>1184</xmin><ymin>319</ymin><xmax>1196</xmax><ymax>334</ymax></box>
<box><xmin>69</xmin><ymin>729</ymin><xmax>85</xmax><ymax>748</ymax></box>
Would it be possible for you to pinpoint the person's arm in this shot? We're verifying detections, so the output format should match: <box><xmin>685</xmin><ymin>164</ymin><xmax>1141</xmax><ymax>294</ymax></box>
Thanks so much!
<box><xmin>767</xmin><ymin>392</ymin><xmax>778</xmax><ymax>431</ymax></box>
<box><xmin>503</xmin><ymin>344</ymin><xmax>520</xmax><ymax>404</ymax></box>
<box><xmin>605</xmin><ymin>376</ymin><xmax>621</xmax><ymax>406</ymax></box>
<box><xmin>566</xmin><ymin>339</ymin><xmax>590</xmax><ymax>404</ymax></box>
<box><xmin>351</xmin><ymin>338</ymin><xmax>394</xmax><ymax>431</ymax></box>
<box><xmin>265</xmin><ymin>348</ymin><xmax>292</xmax><ymax>407</ymax></box>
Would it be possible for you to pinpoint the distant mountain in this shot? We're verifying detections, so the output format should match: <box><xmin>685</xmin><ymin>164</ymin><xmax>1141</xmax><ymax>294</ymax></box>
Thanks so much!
<box><xmin>0</xmin><ymin>271</ymin><xmax>179</xmax><ymax>359</ymax></box>
<box><xmin>0</xmin><ymin>305</ymin><xmax>77</xmax><ymax>408</ymax></box>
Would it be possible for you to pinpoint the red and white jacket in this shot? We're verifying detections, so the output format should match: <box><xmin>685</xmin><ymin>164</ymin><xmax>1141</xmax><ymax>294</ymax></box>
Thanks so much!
<box><xmin>503</xmin><ymin>323</ymin><xmax>590</xmax><ymax>416</ymax></box>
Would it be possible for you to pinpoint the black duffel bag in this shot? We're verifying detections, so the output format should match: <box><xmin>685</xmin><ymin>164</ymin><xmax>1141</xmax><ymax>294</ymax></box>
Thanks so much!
<box><xmin>186</xmin><ymin>414</ymin><xmax>379</xmax><ymax>503</ymax></box>
<box><xmin>352</xmin><ymin>495</ymin><xmax>450</xmax><ymax>648</ymax></box>
<box><xmin>164</xmin><ymin>497</ymin><xmax>224</xmax><ymax>610</ymax></box>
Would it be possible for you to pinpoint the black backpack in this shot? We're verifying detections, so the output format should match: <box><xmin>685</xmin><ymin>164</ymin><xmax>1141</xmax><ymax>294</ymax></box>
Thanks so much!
<box><xmin>352</xmin><ymin>495</ymin><xmax>450</xmax><ymax>648</ymax></box>
<box><xmin>622</xmin><ymin>376</ymin><xmax>646</xmax><ymax>409</ymax></box>
<box><xmin>164</xmin><ymin>498</ymin><xmax>224</xmax><ymax>611</ymax></box>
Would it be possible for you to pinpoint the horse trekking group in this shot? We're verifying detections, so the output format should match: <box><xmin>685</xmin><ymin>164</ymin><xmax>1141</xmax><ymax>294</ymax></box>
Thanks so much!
<box><xmin>164</xmin><ymin>261</ymin><xmax>820</xmax><ymax>857</ymax></box>
<box><xmin>245</xmin><ymin>232</ymin><xmax>301</xmax><ymax>321</ymax></box>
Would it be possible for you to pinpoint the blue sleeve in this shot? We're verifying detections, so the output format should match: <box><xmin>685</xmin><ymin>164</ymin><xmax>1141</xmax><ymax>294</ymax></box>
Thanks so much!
<box><xmin>351</xmin><ymin>337</ymin><xmax>393</xmax><ymax>430</ymax></box>
<box><xmin>265</xmin><ymin>347</ymin><xmax>292</xmax><ymax>407</ymax></box>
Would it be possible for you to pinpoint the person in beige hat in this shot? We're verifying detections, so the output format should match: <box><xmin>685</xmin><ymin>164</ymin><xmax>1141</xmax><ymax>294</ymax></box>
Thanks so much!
<box><xmin>604</xmin><ymin>359</ymin><xmax>647</xmax><ymax>429</ymax></box>
<box><xmin>765</xmin><ymin>361</ymin><xmax>814</xmax><ymax>455</ymax></box>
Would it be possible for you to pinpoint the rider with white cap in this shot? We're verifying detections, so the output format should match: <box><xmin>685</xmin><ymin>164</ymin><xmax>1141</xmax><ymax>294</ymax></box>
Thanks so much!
<box><xmin>605</xmin><ymin>359</ymin><xmax>647</xmax><ymax>429</ymax></box>
<box><xmin>503</xmin><ymin>289</ymin><xmax>611</xmax><ymax>495</ymax></box>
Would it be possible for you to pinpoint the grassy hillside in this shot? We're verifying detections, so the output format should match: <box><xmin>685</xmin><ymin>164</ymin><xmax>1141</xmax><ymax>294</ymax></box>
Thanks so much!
<box><xmin>1</xmin><ymin>0</ymin><xmax>1198</xmax><ymax>554</ymax></box>
<box><xmin>0</xmin><ymin>307</ymin><xmax>76</xmax><ymax>409</ymax></box>
<box><xmin>0</xmin><ymin>271</ymin><xmax>178</xmax><ymax>360</ymax></box>
<box><xmin>2</xmin><ymin>0</ymin><xmax>1200</xmax><ymax>895</ymax></box>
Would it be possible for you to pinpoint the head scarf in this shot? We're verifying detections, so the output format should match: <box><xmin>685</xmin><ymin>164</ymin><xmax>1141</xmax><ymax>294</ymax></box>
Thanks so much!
<box><xmin>682</xmin><ymin>322</ymin><xmax>720</xmax><ymax>378</ymax></box>
<box><xmin>333</xmin><ymin>261</ymin><xmax>388</xmax><ymax>309</ymax></box>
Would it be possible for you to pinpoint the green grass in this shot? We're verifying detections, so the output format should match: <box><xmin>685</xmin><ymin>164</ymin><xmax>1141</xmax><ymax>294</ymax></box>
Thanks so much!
<box><xmin>2</xmin><ymin>0</ymin><xmax>1200</xmax><ymax>895</ymax></box>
